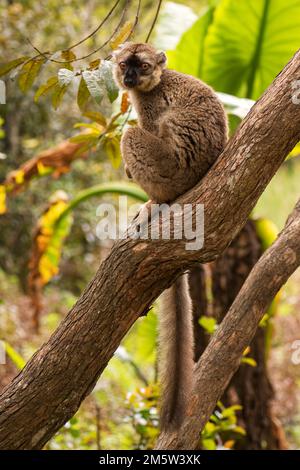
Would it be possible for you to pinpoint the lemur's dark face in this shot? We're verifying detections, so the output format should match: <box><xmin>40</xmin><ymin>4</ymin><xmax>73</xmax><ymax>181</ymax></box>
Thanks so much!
<box><xmin>119</xmin><ymin>54</ymin><xmax>154</xmax><ymax>89</ymax></box>
<box><xmin>113</xmin><ymin>43</ymin><xmax>167</xmax><ymax>92</ymax></box>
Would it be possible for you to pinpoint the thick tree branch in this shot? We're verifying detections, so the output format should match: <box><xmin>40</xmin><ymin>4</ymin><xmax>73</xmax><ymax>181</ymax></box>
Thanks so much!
<box><xmin>1</xmin><ymin>50</ymin><xmax>300</xmax><ymax>449</ymax></box>
<box><xmin>157</xmin><ymin>199</ymin><xmax>300</xmax><ymax>449</ymax></box>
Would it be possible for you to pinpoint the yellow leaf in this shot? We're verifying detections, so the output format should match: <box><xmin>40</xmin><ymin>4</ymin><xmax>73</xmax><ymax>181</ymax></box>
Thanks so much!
<box><xmin>288</xmin><ymin>141</ymin><xmax>300</xmax><ymax>159</ymax></box>
<box><xmin>0</xmin><ymin>56</ymin><xmax>29</xmax><ymax>77</ymax></box>
<box><xmin>110</xmin><ymin>22</ymin><xmax>133</xmax><ymax>49</ymax></box>
<box><xmin>104</xmin><ymin>136</ymin><xmax>121</xmax><ymax>169</ymax></box>
<box><xmin>14</xmin><ymin>169</ymin><xmax>25</xmax><ymax>184</ymax></box>
<box><xmin>241</xmin><ymin>357</ymin><xmax>257</xmax><ymax>367</ymax></box>
<box><xmin>61</xmin><ymin>50</ymin><xmax>76</xmax><ymax>62</ymax></box>
<box><xmin>73</xmin><ymin>122</ymin><xmax>103</xmax><ymax>133</ymax></box>
<box><xmin>77</xmin><ymin>77</ymin><xmax>90</xmax><ymax>111</ymax></box>
<box><xmin>83</xmin><ymin>111</ymin><xmax>107</xmax><ymax>126</ymax></box>
<box><xmin>52</xmin><ymin>84</ymin><xmax>67</xmax><ymax>110</ymax></box>
<box><xmin>88</xmin><ymin>59</ymin><xmax>100</xmax><ymax>70</ymax></box>
<box><xmin>18</xmin><ymin>58</ymin><xmax>45</xmax><ymax>93</ymax></box>
<box><xmin>234</xmin><ymin>426</ymin><xmax>246</xmax><ymax>435</ymax></box>
<box><xmin>224</xmin><ymin>440</ymin><xmax>235</xmax><ymax>449</ymax></box>
<box><xmin>0</xmin><ymin>185</ymin><xmax>7</xmax><ymax>214</ymax></box>
<box><xmin>37</xmin><ymin>161</ymin><xmax>52</xmax><ymax>175</ymax></box>
<box><xmin>34</xmin><ymin>76</ymin><xmax>58</xmax><ymax>102</ymax></box>
<box><xmin>39</xmin><ymin>255</ymin><xmax>58</xmax><ymax>284</ymax></box>
<box><xmin>5</xmin><ymin>342</ymin><xmax>26</xmax><ymax>370</ymax></box>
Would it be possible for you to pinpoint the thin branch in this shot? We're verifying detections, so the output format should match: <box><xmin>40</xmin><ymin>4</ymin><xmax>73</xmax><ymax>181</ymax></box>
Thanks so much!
<box><xmin>145</xmin><ymin>0</ymin><xmax>163</xmax><ymax>43</ymax></box>
<box><xmin>67</xmin><ymin>0</ymin><xmax>122</xmax><ymax>51</ymax></box>
<box><xmin>25</xmin><ymin>0</ymin><xmax>137</xmax><ymax>65</ymax></box>
<box><xmin>26</xmin><ymin>0</ymin><xmax>122</xmax><ymax>63</ymax></box>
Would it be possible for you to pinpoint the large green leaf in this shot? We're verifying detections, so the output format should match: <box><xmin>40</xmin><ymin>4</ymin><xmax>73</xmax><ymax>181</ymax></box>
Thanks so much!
<box><xmin>123</xmin><ymin>309</ymin><xmax>157</xmax><ymax>365</ymax></box>
<box><xmin>153</xmin><ymin>1</ymin><xmax>197</xmax><ymax>50</ymax></box>
<box><xmin>202</xmin><ymin>0</ymin><xmax>300</xmax><ymax>98</ymax></box>
<box><xmin>167</xmin><ymin>6</ymin><xmax>214</xmax><ymax>77</ymax></box>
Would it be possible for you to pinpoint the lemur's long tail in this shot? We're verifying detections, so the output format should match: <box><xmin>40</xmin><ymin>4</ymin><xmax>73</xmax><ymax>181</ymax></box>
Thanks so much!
<box><xmin>159</xmin><ymin>273</ymin><xmax>194</xmax><ymax>431</ymax></box>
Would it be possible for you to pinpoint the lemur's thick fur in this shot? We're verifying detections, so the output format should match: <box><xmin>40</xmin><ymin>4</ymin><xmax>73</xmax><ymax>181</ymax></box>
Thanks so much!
<box><xmin>159</xmin><ymin>274</ymin><xmax>194</xmax><ymax>429</ymax></box>
<box><xmin>113</xmin><ymin>43</ymin><xmax>228</xmax><ymax>430</ymax></box>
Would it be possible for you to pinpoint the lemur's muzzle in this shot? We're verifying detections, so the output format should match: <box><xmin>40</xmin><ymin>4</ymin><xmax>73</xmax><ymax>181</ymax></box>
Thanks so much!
<box><xmin>124</xmin><ymin>69</ymin><xmax>139</xmax><ymax>88</ymax></box>
<box><xmin>124</xmin><ymin>76</ymin><xmax>137</xmax><ymax>88</ymax></box>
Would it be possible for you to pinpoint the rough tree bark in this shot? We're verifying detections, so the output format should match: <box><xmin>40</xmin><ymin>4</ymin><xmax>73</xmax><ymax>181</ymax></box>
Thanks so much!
<box><xmin>0</xmin><ymin>50</ymin><xmax>300</xmax><ymax>450</ymax></box>
<box><xmin>156</xmin><ymin>199</ymin><xmax>300</xmax><ymax>449</ymax></box>
<box><xmin>212</xmin><ymin>221</ymin><xmax>286</xmax><ymax>449</ymax></box>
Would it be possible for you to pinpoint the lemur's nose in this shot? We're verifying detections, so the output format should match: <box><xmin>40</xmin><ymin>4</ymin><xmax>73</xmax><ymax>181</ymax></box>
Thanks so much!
<box><xmin>124</xmin><ymin>76</ymin><xmax>137</xmax><ymax>88</ymax></box>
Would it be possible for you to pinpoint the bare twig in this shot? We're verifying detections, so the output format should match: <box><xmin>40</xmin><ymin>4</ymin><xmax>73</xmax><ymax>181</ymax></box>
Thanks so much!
<box><xmin>25</xmin><ymin>0</ymin><xmax>140</xmax><ymax>65</ymax></box>
<box><xmin>25</xmin><ymin>0</ymin><xmax>122</xmax><ymax>64</ymax></box>
<box><xmin>145</xmin><ymin>0</ymin><xmax>163</xmax><ymax>43</ymax></box>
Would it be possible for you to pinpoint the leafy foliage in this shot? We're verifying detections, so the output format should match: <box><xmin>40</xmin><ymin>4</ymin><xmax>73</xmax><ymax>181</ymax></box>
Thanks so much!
<box><xmin>202</xmin><ymin>402</ymin><xmax>245</xmax><ymax>450</ymax></box>
<box><xmin>199</xmin><ymin>315</ymin><xmax>218</xmax><ymax>334</ymax></box>
<box><xmin>168</xmin><ymin>0</ymin><xmax>300</xmax><ymax>100</ymax></box>
<box><xmin>126</xmin><ymin>386</ymin><xmax>160</xmax><ymax>450</ymax></box>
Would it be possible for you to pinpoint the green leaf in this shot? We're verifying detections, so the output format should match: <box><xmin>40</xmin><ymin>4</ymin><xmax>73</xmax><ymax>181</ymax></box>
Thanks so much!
<box><xmin>202</xmin><ymin>0</ymin><xmax>300</xmax><ymax>98</ymax></box>
<box><xmin>82</xmin><ymin>70</ymin><xmax>104</xmax><ymax>105</ymax></box>
<box><xmin>51</xmin><ymin>84</ymin><xmax>67</xmax><ymax>110</ymax></box>
<box><xmin>34</xmin><ymin>76</ymin><xmax>58</xmax><ymax>102</ymax></box>
<box><xmin>167</xmin><ymin>6</ymin><xmax>214</xmax><ymax>77</ymax></box>
<box><xmin>123</xmin><ymin>309</ymin><xmax>157</xmax><ymax>364</ymax></box>
<box><xmin>0</xmin><ymin>56</ymin><xmax>29</xmax><ymax>78</ymax></box>
<box><xmin>221</xmin><ymin>405</ymin><xmax>242</xmax><ymax>418</ymax></box>
<box><xmin>77</xmin><ymin>77</ymin><xmax>90</xmax><ymax>111</ymax></box>
<box><xmin>99</xmin><ymin>60</ymin><xmax>119</xmax><ymax>103</ymax></box>
<box><xmin>254</xmin><ymin>218</ymin><xmax>278</xmax><ymax>251</ymax></box>
<box><xmin>18</xmin><ymin>58</ymin><xmax>45</xmax><ymax>93</ymax></box>
<box><xmin>199</xmin><ymin>315</ymin><xmax>217</xmax><ymax>334</ymax></box>
<box><xmin>154</xmin><ymin>1</ymin><xmax>197</xmax><ymax>50</ymax></box>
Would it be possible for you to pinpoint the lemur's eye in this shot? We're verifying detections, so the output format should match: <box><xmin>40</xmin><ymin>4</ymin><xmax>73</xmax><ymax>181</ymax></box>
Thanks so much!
<box><xmin>119</xmin><ymin>62</ymin><xmax>126</xmax><ymax>70</ymax></box>
<box><xmin>141</xmin><ymin>63</ymin><xmax>150</xmax><ymax>70</ymax></box>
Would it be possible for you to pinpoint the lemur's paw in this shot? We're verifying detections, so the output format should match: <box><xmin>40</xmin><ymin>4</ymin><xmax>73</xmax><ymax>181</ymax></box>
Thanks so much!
<box><xmin>133</xmin><ymin>200</ymin><xmax>153</xmax><ymax>233</ymax></box>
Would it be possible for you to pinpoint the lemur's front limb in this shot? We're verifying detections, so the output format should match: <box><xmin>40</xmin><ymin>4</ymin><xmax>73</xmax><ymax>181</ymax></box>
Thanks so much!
<box><xmin>121</xmin><ymin>127</ymin><xmax>178</xmax><ymax>203</ymax></box>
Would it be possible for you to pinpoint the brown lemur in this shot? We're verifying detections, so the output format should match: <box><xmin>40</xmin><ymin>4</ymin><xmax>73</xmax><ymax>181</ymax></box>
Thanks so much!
<box><xmin>113</xmin><ymin>42</ymin><xmax>228</xmax><ymax>431</ymax></box>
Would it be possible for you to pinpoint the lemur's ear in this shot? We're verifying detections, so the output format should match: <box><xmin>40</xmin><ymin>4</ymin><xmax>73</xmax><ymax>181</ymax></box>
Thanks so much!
<box><xmin>156</xmin><ymin>51</ymin><xmax>167</xmax><ymax>67</ymax></box>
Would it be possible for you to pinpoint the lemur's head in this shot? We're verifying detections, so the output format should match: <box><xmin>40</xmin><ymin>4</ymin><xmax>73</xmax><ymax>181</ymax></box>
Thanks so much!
<box><xmin>113</xmin><ymin>42</ymin><xmax>167</xmax><ymax>92</ymax></box>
